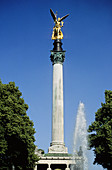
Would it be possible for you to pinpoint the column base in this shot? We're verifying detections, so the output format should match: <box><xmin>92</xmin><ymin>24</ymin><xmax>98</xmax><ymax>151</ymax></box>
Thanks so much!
<box><xmin>48</xmin><ymin>143</ymin><xmax>68</xmax><ymax>153</ymax></box>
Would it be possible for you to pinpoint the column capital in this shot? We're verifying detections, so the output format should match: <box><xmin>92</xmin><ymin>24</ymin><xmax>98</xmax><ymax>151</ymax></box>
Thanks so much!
<box><xmin>50</xmin><ymin>51</ymin><xmax>65</xmax><ymax>65</ymax></box>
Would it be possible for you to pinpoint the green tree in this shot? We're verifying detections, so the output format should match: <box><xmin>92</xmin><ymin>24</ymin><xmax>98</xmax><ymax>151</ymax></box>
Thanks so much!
<box><xmin>88</xmin><ymin>90</ymin><xmax>112</xmax><ymax>170</ymax></box>
<box><xmin>0</xmin><ymin>80</ymin><xmax>39</xmax><ymax>169</ymax></box>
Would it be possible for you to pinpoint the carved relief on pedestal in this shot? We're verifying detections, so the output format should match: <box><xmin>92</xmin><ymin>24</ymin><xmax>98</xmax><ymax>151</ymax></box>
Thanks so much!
<box><xmin>48</xmin><ymin>144</ymin><xmax>68</xmax><ymax>153</ymax></box>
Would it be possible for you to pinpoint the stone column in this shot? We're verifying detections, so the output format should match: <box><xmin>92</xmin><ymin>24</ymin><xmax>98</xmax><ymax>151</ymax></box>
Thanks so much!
<box><xmin>34</xmin><ymin>165</ymin><xmax>37</xmax><ymax>170</ymax></box>
<box><xmin>52</xmin><ymin>63</ymin><xmax>64</xmax><ymax>144</ymax></box>
<box><xmin>65</xmin><ymin>164</ymin><xmax>70</xmax><ymax>170</ymax></box>
<box><xmin>48</xmin><ymin>39</ymin><xmax>68</xmax><ymax>153</ymax></box>
<box><xmin>47</xmin><ymin>163</ymin><xmax>51</xmax><ymax>170</ymax></box>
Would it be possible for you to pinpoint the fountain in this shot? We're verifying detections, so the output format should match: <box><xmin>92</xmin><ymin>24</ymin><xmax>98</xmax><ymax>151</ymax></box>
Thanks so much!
<box><xmin>71</xmin><ymin>102</ymin><xmax>88</xmax><ymax>170</ymax></box>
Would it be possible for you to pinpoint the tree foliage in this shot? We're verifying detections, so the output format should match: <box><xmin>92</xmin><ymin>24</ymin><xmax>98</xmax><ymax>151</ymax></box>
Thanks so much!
<box><xmin>0</xmin><ymin>80</ymin><xmax>39</xmax><ymax>169</ymax></box>
<box><xmin>88</xmin><ymin>90</ymin><xmax>112</xmax><ymax>170</ymax></box>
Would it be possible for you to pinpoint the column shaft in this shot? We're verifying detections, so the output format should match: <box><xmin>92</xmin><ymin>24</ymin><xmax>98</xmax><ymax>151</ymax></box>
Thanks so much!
<box><xmin>52</xmin><ymin>63</ymin><xmax>64</xmax><ymax>145</ymax></box>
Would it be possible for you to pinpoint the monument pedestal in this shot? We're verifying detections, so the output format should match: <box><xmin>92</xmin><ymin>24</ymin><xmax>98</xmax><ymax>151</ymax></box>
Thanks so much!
<box><xmin>35</xmin><ymin>153</ymin><xmax>83</xmax><ymax>170</ymax></box>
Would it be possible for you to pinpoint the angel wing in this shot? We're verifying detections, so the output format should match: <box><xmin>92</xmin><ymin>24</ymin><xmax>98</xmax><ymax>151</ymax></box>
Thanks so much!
<box><xmin>58</xmin><ymin>14</ymin><xmax>69</xmax><ymax>22</ymax></box>
<box><xmin>50</xmin><ymin>9</ymin><xmax>57</xmax><ymax>21</ymax></box>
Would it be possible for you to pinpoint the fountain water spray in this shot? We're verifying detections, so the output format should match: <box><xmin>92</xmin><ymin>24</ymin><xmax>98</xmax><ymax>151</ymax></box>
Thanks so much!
<box><xmin>72</xmin><ymin>102</ymin><xmax>88</xmax><ymax>170</ymax></box>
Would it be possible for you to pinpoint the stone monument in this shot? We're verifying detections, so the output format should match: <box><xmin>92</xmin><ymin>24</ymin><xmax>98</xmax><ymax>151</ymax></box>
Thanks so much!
<box><xmin>35</xmin><ymin>9</ymin><xmax>84</xmax><ymax>170</ymax></box>
<box><xmin>48</xmin><ymin>9</ymin><xmax>68</xmax><ymax>154</ymax></box>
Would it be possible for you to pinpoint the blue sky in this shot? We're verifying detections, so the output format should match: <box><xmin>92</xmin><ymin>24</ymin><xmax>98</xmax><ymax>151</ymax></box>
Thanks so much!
<box><xmin>0</xmin><ymin>0</ymin><xmax>112</xmax><ymax>169</ymax></box>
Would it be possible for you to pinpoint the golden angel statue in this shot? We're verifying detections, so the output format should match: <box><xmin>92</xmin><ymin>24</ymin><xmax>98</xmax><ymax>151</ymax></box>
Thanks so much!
<box><xmin>50</xmin><ymin>9</ymin><xmax>69</xmax><ymax>40</ymax></box>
